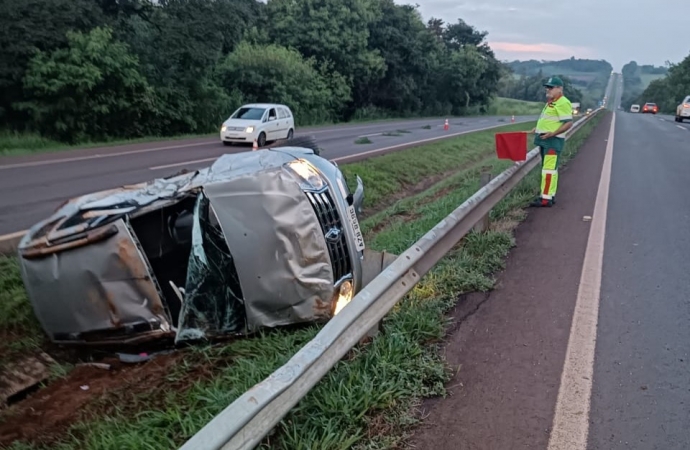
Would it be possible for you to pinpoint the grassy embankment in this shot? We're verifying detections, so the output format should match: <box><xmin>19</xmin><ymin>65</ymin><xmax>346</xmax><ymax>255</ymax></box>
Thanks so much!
<box><xmin>1</xmin><ymin>112</ymin><xmax>605</xmax><ymax>450</ymax></box>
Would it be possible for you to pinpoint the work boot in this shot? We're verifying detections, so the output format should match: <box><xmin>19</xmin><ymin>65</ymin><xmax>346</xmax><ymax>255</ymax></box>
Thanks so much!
<box><xmin>530</xmin><ymin>197</ymin><xmax>553</xmax><ymax>207</ymax></box>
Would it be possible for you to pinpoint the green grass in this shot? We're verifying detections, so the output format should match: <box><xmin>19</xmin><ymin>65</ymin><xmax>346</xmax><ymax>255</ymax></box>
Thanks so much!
<box><xmin>486</xmin><ymin>97</ymin><xmax>543</xmax><ymax>116</ymax></box>
<box><xmin>0</xmin><ymin>257</ymin><xmax>44</xmax><ymax>369</ymax></box>
<box><xmin>355</xmin><ymin>137</ymin><xmax>372</xmax><ymax>145</ymax></box>
<box><xmin>1</xmin><ymin>113</ymin><xmax>607</xmax><ymax>449</ymax></box>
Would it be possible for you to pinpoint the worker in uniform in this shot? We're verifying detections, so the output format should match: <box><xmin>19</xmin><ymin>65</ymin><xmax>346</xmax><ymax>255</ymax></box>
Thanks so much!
<box><xmin>530</xmin><ymin>76</ymin><xmax>573</xmax><ymax>207</ymax></box>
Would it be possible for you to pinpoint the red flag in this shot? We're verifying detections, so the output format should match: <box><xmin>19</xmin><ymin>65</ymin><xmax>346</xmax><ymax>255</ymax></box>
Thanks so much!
<box><xmin>495</xmin><ymin>132</ymin><xmax>528</xmax><ymax>162</ymax></box>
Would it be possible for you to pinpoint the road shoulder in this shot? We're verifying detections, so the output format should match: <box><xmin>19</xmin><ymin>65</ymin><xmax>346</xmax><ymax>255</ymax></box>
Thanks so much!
<box><xmin>409</xmin><ymin>113</ymin><xmax>613</xmax><ymax>449</ymax></box>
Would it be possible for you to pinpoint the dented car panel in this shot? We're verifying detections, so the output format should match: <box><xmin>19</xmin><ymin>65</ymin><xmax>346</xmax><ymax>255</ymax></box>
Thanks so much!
<box><xmin>203</xmin><ymin>165</ymin><xmax>335</xmax><ymax>333</ymax></box>
<box><xmin>17</xmin><ymin>143</ymin><xmax>367</xmax><ymax>346</ymax></box>
<box><xmin>18</xmin><ymin>219</ymin><xmax>173</xmax><ymax>344</ymax></box>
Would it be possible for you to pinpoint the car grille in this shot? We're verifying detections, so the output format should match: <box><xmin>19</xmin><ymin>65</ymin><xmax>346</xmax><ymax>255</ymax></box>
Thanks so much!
<box><xmin>225</xmin><ymin>126</ymin><xmax>245</xmax><ymax>131</ymax></box>
<box><xmin>305</xmin><ymin>189</ymin><xmax>352</xmax><ymax>283</ymax></box>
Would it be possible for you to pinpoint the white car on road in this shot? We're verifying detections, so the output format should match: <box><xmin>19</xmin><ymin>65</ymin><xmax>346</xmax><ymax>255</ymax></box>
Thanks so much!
<box><xmin>221</xmin><ymin>103</ymin><xmax>295</xmax><ymax>147</ymax></box>
<box><xmin>630</xmin><ymin>104</ymin><xmax>640</xmax><ymax>113</ymax></box>
<box><xmin>675</xmin><ymin>95</ymin><xmax>690</xmax><ymax>122</ymax></box>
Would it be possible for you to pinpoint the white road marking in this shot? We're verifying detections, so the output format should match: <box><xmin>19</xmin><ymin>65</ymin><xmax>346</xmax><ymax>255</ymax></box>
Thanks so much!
<box><xmin>0</xmin><ymin>141</ymin><xmax>215</xmax><ymax>170</ymax></box>
<box><xmin>148</xmin><ymin>121</ymin><xmax>529</xmax><ymax>171</ymax></box>
<box><xmin>150</xmin><ymin>157</ymin><xmax>219</xmax><ymax>171</ymax></box>
<box><xmin>677</xmin><ymin>125</ymin><xmax>686</xmax><ymax>130</ymax></box>
<box><xmin>0</xmin><ymin>230</ymin><xmax>27</xmax><ymax>241</ymax></box>
<box><xmin>1</xmin><ymin>117</ymin><xmax>530</xmax><ymax>171</ymax></box>
<box><xmin>331</xmin><ymin>122</ymin><xmax>526</xmax><ymax>163</ymax></box>
<box><xmin>547</xmin><ymin>113</ymin><xmax>615</xmax><ymax>449</ymax></box>
<box><xmin>357</xmin><ymin>132</ymin><xmax>383</xmax><ymax>138</ymax></box>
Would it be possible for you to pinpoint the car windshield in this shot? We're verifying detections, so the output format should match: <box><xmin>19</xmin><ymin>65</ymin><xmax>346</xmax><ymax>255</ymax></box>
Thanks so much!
<box><xmin>231</xmin><ymin>107</ymin><xmax>266</xmax><ymax>120</ymax></box>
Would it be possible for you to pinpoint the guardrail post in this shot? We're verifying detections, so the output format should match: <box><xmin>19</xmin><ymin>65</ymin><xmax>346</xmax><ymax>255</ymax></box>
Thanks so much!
<box><xmin>472</xmin><ymin>172</ymin><xmax>493</xmax><ymax>233</ymax></box>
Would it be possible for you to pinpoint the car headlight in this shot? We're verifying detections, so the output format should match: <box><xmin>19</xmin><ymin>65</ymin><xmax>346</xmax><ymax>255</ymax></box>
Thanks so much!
<box><xmin>285</xmin><ymin>159</ymin><xmax>325</xmax><ymax>190</ymax></box>
<box><xmin>333</xmin><ymin>280</ymin><xmax>353</xmax><ymax>315</ymax></box>
<box><xmin>221</xmin><ymin>125</ymin><xmax>227</xmax><ymax>132</ymax></box>
<box><xmin>245</xmin><ymin>126</ymin><xmax>254</xmax><ymax>133</ymax></box>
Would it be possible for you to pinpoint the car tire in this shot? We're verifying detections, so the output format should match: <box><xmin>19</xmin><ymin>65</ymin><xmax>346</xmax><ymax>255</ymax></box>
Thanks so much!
<box><xmin>287</xmin><ymin>128</ymin><xmax>294</xmax><ymax>140</ymax></box>
<box><xmin>257</xmin><ymin>132</ymin><xmax>267</xmax><ymax>147</ymax></box>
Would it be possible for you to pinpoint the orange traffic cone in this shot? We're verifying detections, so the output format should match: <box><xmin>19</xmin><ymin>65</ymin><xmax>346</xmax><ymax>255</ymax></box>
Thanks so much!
<box><xmin>443</xmin><ymin>119</ymin><xmax>449</xmax><ymax>131</ymax></box>
<box><xmin>252</xmin><ymin>139</ymin><xmax>258</xmax><ymax>151</ymax></box>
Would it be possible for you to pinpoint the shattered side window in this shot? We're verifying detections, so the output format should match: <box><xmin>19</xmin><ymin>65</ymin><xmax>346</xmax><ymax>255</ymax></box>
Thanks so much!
<box><xmin>175</xmin><ymin>192</ymin><xmax>246</xmax><ymax>343</ymax></box>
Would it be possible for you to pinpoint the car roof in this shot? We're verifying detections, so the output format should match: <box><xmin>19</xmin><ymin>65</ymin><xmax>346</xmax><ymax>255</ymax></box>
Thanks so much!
<box><xmin>240</xmin><ymin>103</ymin><xmax>291</xmax><ymax>109</ymax></box>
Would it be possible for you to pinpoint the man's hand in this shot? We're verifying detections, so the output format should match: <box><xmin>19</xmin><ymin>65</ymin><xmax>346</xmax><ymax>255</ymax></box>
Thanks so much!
<box><xmin>540</xmin><ymin>132</ymin><xmax>554</xmax><ymax>139</ymax></box>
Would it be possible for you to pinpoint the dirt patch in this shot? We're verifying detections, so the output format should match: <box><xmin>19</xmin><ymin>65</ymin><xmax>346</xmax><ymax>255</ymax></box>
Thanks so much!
<box><xmin>0</xmin><ymin>349</ymin><xmax>218</xmax><ymax>447</ymax></box>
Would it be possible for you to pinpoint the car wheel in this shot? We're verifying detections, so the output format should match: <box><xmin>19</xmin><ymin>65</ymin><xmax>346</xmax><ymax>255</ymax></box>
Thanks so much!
<box><xmin>287</xmin><ymin>129</ymin><xmax>294</xmax><ymax>140</ymax></box>
<box><xmin>258</xmin><ymin>132</ymin><xmax>267</xmax><ymax>147</ymax></box>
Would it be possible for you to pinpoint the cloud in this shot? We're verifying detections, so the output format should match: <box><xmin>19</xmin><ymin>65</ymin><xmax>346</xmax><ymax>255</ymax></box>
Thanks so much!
<box><xmin>489</xmin><ymin>42</ymin><xmax>594</xmax><ymax>60</ymax></box>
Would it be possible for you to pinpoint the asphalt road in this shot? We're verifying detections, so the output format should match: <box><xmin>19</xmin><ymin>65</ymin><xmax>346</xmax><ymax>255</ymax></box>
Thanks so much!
<box><xmin>410</xmin><ymin>90</ymin><xmax>615</xmax><ymax>450</ymax></box>
<box><xmin>0</xmin><ymin>115</ymin><xmax>535</xmax><ymax>235</ymax></box>
<box><xmin>411</xmin><ymin>74</ymin><xmax>690</xmax><ymax>449</ymax></box>
<box><xmin>588</xmin><ymin>103</ymin><xmax>690</xmax><ymax>448</ymax></box>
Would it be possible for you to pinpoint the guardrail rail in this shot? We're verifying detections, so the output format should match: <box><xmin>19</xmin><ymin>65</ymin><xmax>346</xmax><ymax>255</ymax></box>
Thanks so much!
<box><xmin>178</xmin><ymin>107</ymin><xmax>606</xmax><ymax>450</ymax></box>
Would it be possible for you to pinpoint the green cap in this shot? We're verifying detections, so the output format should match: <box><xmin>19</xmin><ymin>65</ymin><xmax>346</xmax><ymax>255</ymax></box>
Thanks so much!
<box><xmin>543</xmin><ymin>76</ymin><xmax>564</xmax><ymax>87</ymax></box>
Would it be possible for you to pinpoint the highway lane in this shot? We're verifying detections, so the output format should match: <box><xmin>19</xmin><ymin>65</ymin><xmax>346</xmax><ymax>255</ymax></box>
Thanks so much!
<box><xmin>0</xmin><ymin>114</ymin><xmax>536</xmax><ymax>234</ymax></box>
<box><xmin>588</xmin><ymin>98</ymin><xmax>690</xmax><ymax>448</ymax></box>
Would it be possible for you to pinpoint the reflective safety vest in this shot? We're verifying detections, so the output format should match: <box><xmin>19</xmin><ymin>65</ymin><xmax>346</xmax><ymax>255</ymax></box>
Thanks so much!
<box><xmin>535</xmin><ymin>95</ymin><xmax>573</xmax><ymax>138</ymax></box>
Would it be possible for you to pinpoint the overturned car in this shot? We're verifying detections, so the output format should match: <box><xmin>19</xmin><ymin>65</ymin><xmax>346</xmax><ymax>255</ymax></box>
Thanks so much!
<box><xmin>17</xmin><ymin>138</ymin><xmax>377</xmax><ymax>346</ymax></box>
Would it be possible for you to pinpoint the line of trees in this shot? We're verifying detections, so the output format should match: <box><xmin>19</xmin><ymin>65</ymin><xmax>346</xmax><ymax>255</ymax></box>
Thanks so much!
<box><xmin>620</xmin><ymin>61</ymin><xmax>668</xmax><ymax>109</ymax></box>
<box><xmin>626</xmin><ymin>59</ymin><xmax>683</xmax><ymax>113</ymax></box>
<box><xmin>497</xmin><ymin>70</ymin><xmax>584</xmax><ymax>105</ymax></box>
<box><xmin>0</xmin><ymin>0</ymin><xmax>504</xmax><ymax>144</ymax></box>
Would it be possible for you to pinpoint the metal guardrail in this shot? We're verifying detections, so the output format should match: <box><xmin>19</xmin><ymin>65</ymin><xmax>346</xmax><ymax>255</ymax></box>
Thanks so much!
<box><xmin>179</xmin><ymin>108</ymin><xmax>606</xmax><ymax>450</ymax></box>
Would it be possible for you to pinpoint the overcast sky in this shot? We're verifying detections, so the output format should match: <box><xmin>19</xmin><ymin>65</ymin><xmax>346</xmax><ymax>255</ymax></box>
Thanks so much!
<box><xmin>399</xmin><ymin>0</ymin><xmax>690</xmax><ymax>70</ymax></box>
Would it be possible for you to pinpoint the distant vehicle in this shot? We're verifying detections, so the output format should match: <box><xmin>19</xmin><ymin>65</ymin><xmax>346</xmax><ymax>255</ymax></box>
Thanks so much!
<box><xmin>572</xmin><ymin>102</ymin><xmax>581</xmax><ymax>115</ymax></box>
<box><xmin>630</xmin><ymin>104</ymin><xmax>640</xmax><ymax>113</ymax></box>
<box><xmin>675</xmin><ymin>95</ymin><xmax>690</xmax><ymax>122</ymax></box>
<box><xmin>221</xmin><ymin>103</ymin><xmax>295</xmax><ymax>147</ymax></box>
<box><xmin>586</xmin><ymin>108</ymin><xmax>593</xmax><ymax>115</ymax></box>
<box><xmin>642</xmin><ymin>103</ymin><xmax>658</xmax><ymax>114</ymax></box>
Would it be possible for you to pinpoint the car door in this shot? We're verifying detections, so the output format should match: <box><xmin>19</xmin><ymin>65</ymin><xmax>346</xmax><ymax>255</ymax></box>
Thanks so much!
<box><xmin>266</xmin><ymin>108</ymin><xmax>279</xmax><ymax>140</ymax></box>
<box><xmin>278</xmin><ymin>107</ymin><xmax>291</xmax><ymax>138</ymax></box>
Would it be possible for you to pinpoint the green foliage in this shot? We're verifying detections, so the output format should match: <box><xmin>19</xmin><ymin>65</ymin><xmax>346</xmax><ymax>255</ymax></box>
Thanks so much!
<box><xmin>16</xmin><ymin>27</ymin><xmax>155</xmax><ymax>143</ymax></box>
<box><xmin>1</xmin><ymin>0</ymin><xmax>507</xmax><ymax>144</ymax></box>
<box><xmin>621</xmin><ymin>60</ymin><xmax>672</xmax><ymax>110</ymax></box>
<box><xmin>501</xmin><ymin>57</ymin><xmax>613</xmax><ymax>107</ymax></box>
<box><xmin>497</xmin><ymin>71</ymin><xmax>584</xmax><ymax>105</ymax></box>
<box><xmin>631</xmin><ymin>54</ymin><xmax>690</xmax><ymax>113</ymax></box>
<box><xmin>217</xmin><ymin>42</ymin><xmax>349</xmax><ymax>126</ymax></box>
<box><xmin>507</xmin><ymin>57</ymin><xmax>612</xmax><ymax>75</ymax></box>
<box><xmin>0</xmin><ymin>0</ymin><xmax>107</xmax><ymax>126</ymax></box>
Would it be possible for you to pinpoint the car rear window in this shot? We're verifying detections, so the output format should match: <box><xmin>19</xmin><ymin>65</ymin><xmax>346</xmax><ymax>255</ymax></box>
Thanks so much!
<box><xmin>645</xmin><ymin>103</ymin><xmax>656</xmax><ymax>106</ymax></box>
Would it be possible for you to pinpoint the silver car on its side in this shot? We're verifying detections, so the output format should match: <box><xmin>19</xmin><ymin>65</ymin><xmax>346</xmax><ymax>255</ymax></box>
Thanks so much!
<box><xmin>17</xmin><ymin>137</ymin><xmax>367</xmax><ymax>346</ymax></box>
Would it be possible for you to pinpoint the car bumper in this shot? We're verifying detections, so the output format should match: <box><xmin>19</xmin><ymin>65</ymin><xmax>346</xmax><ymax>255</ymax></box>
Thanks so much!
<box><xmin>220</xmin><ymin>130</ymin><xmax>256</xmax><ymax>143</ymax></box>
